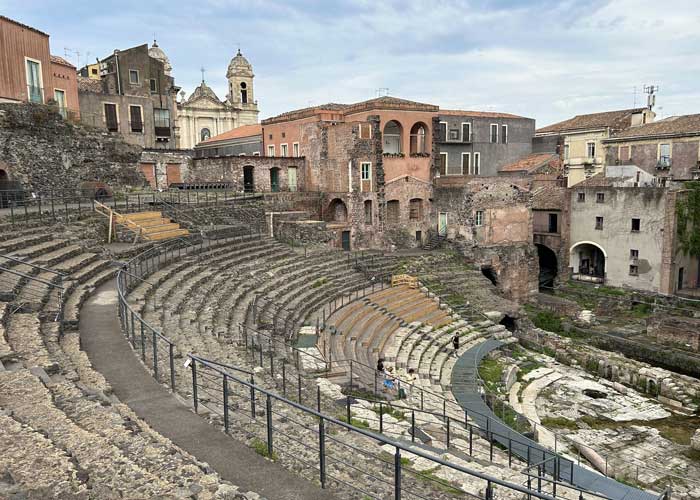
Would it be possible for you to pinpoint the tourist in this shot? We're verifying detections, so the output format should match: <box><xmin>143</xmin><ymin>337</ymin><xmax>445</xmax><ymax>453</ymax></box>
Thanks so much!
<box><xmin>406</xmin><ymin>368</ymin><xmax>417</xmax><ymax>397</ymax></box>
<box><xmin>383</xmin><ymin>366</ymin><xmax>395</xmax><ymax>393</ymax></box>
<box><xmin>376</xmin><ymin>358</ymin><xmax>385</xmax><ymax>373</ymax></box>
<box><xmin>452</xmin><ymin>334</ymin><xmax>460</xmax><ymax>356</ymax></box>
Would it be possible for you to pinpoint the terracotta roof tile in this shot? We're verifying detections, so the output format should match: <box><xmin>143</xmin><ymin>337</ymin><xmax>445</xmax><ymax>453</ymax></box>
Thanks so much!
<box><xmin>606</xmin><ymin>114</ymin><xmax>700</xmax><ymax>140</ymax></box>
<box><xmin>499</xmin><ymin>153</ymin><xmax>561</xmax><ymax>173</ymax></box>
<box><xmin>440</xmin><ymin>109</ymin><xmax>528</xmax><ymax>119</ymax></box>
<box><xmin>199</xmin><ymin>124</ymin><xmax>263</xmax><ymax>144</ymax></box>
<box><xmin>50</xmin><ymin>55</ymin><xmax>75</xmax><ymax>68</ymax></box>
<box><xmin>536</xmin><ymin>108</ymin><xmax>646</xmax><ymax>134</ymax></box>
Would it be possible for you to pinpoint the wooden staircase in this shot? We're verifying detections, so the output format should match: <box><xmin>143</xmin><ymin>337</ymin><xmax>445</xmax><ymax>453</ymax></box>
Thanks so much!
<box><xmin>95</xmin><ymin>202</ymin><xmax>189</xmax><ymax>242</ymax></box>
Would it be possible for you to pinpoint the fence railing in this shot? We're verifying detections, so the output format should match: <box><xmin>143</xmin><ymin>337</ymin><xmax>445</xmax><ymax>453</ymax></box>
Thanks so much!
<box><xmin>113</xmin><ymin>230</ymin><xmax>587</xmax><ymax>500</ymax></box>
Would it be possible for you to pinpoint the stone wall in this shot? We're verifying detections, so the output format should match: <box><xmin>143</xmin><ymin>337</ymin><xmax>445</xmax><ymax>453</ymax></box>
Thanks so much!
<box><xmin>647</xmin><ymin>316</ymin><xmax>700</xmax><ymax>351</ymax></box>
<box><xmin>0</xmin><ymin>103</ymin><xmax>144</xmax><ymax>192</ymax></box>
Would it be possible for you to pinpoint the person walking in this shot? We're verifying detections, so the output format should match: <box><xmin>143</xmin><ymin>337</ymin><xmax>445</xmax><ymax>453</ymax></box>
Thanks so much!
<box><xmin>452</xmin><ymin>334</ymin><xmax>460</xmax><ymax>357</ymax></box>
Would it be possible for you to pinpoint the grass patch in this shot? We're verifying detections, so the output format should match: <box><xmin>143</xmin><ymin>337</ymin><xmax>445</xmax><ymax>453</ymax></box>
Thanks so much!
<box><xmin>373</xmin><ymin>404</ymin><xmax>406</xmax><ymax>421</ymax></box>
<box><xmin>580</xmin><ymin>414</ymin><xmax>700</xmax><ymax>446</ymax></box>
<box><xmin>344</xmin><ymin>387</ymin><xmax>385</xmax><ymax>401</ymax></box>
<box><xmin>337</xmin><ymin>414</ymin><xmax>371</xmax><ymax>430</ymax></box>
<box><xmin>540</xmin><ymin>416</ymin><xmax>578</xmax><ymax>430</ymax></box>
<box><xmin>630</xmin><ymin>302</ymin><xmax>652</xmax><ymax>318</ymax></box>
<box><xmin>250</xmin><ymin>438</ymin><xmax>278</xmax><ymax>460</ymax></box>
<box><xmin>516</xmin><ymin>360</ymin><xmax>544</xmax><ymax>382</ymax></box>
<box><xmin>478</xmin><ymin>358</ymin><xmax>504</xmax><ymax>392</ymax></box>
<box><xmin>413</xmin><ymin>467</ymin><xmax>463</xmax><ymax>495</ymax></box>
<box><xmin>312</xmin><ymin>277</ymin><xmax>328</xmax><ymax>288</ymax></box>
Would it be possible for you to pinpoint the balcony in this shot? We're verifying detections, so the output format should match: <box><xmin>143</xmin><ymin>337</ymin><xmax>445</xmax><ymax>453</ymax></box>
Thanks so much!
<box><xmin>565</xmin><ymin>156</ymin><xmax>603</xmax><ymax>167</ymax></box>
<box><xmin>533</xmin><ymin>224</ymin><xmax>559</xmax><ymax>235</ymax></box>
<box><xmin>656</xmin><ymin>156</ymin><xmax>672</xmax><ymax>170</ymax></box>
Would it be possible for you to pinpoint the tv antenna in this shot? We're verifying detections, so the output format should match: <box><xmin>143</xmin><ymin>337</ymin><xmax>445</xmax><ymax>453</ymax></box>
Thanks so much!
<box><xmin>376</xmin><ymin>88</ymin><xmax>389</xmax><ymax>97</ymax></box>
<box><xmin>643</xmin><ymin>84</ymin><xmax>658</xmax><ymax>110</ymax></box>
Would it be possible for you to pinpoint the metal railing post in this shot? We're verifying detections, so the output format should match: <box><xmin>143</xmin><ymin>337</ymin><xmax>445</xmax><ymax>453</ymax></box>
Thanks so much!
<box><xmin>223</xmin><ymin>374</ymin><xmax>229</xmax><ymax>433</ymax></box>
<box><xmin>169</xmin><ymin>343</ymin><xmax>175</xmax><ymax>391</ymax></box>
<box><xmin>266</xmin><ymin>394</ymin><xmax>273</xmax><ymax>458</ymax></box>
<box><xmin>394</xmin><ymin>447</ymin><xmax>402</xmax><ymax>500</ymax></box>
<box><xmin>319</xmin><ymin>417</ymin><xmax>326</xmax><ymax>488</ymax></box>
<box><xmin>250</xmin><ymin>374</ymin><xmax>256</xmax><ymax>418</ymax></box>
<box><xmin>379</xmin><ymin>402</ymin><xmax>384</xmax><ymax>433</ymax></box>
<box><xmin>152</xmin><ymin>331</ymin><xmax>159</xmax><ymax>381</ymax></box>
<box><xmin>346</xmin><ymin>395</ymin><xmax>351</xmax><ymax>426</ymax></box>
<box><xmin>140</xmin><ymin>321</ymin><xmax>145</xmax><ymax>361</ymax></box>
<box><xmin>446</xmin><ymin>416</ymin><xmax>451</xmax><ymax>448</ymax></box>
<box><xmin>411</xmin><ymin>410</ymin><xmax>415</xmax><ymax>442</ymax></box>
<box><xmin>191</xmin><ymin>359</ymin><xmax>198</xmax><ymax>413</ymax></box>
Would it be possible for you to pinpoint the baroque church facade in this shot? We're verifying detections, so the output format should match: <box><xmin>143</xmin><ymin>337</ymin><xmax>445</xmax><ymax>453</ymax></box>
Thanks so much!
<box><xmin>170</xmin><ymin>49</ymin><xmax>259</xmax><ymax>149</ymax></box>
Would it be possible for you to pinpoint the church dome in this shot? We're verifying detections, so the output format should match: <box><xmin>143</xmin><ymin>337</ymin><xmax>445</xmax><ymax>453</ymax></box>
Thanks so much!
<box><xmin>187</xmin><ymin>80</ymin><xmax>220</xmax><ymax>103</ymax></box>
<box><xmin>149</xmin><ymin>40</ymin><xmax>172</xmax><ymax>75</ymax></box>
<box><xmin>226</xmin><ymin>49</ymin><xmax>254</xmax><ymax>79</ymax></box>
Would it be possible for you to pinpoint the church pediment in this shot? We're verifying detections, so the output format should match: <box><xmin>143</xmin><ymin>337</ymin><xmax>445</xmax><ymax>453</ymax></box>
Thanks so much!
<box><xmin>183</xmin><ymin>95</ymin><xmax>227</xmax><ymax>110</ymax></box>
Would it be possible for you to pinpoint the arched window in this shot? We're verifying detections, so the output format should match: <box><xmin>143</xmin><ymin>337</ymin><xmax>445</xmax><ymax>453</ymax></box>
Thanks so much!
<box><xmin>383</xmin><ymin>120</ymin><xmax>402</xmax><ymax>154</ymax></box>
<box><xmin>410</xmin><ymin>122</ymin><xmax>428</xmax><ymax>154</ymax></box>
<box><xmin>327</xmin><ymin>199</ymin><xmax>348</xmax><ymax>223</ymax></box>
<box><xmin>200</xmin><ymin>128</ymin><xmax>211</xmax><ymax>141</ymax></box>
<box><xmin>240</xmin><ymin>82</ymin><xmax>248</xmax><ymax>104</ymax></box>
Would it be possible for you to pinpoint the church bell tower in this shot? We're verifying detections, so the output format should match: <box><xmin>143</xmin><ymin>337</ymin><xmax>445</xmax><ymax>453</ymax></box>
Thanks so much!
<box><xmin>226</xmin><ymin>49</ymin><xmax>259</xmax><ymax>125</ymax></box>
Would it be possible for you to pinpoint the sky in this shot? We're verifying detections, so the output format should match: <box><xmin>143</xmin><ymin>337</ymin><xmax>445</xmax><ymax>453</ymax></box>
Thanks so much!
<box><xmin>3</xmin><ymin>0</ymin><xmax>699</xmax><ymax>127</ymax></box>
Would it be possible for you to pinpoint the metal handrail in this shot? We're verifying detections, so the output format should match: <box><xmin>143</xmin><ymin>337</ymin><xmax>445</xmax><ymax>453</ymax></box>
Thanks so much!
<box><xmin>0</xmin><ymin>254</ymin><xmax>67</xmax><ymax>277</ymax></box>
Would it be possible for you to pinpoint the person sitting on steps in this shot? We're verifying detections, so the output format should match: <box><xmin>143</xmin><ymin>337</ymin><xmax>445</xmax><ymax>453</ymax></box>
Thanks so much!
<box><xmin>452</xmin><ymin>334</ymin><xmax>460</xmax><ymax>357</ymax></box>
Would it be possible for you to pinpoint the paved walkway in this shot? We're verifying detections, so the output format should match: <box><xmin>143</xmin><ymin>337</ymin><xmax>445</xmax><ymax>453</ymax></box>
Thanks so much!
<box><xmin>80</xmin><ymin>280</ymin><xmax>335</xmax><ymax>500</ymax></box>
<box><xmin>450</xmin><ymin>339</ymin><xmax>656</xmax><ymax>500</ymax></box>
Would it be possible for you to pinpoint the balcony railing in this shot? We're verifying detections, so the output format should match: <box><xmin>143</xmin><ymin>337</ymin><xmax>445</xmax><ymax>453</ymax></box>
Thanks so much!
<box><xmin>533</xmin><ymin>224</ymin><xmax>559</xmax><ymax>234</ymax></box>
<box><xmin>656</xmin><ymin>156</ymin><xmax>672</xmax><ymax>169</ymax></box>
<box><xmin>27</xmin><ymin>85</ymin><xmax>43</xmax><ymax>104</ymax></box>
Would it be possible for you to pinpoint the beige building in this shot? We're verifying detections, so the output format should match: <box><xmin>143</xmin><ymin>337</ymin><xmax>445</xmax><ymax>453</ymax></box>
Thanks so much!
<box><xmin>176</xmin><ymin>49</ymin><xmax>259</xmax><ymax>149</ymax></box>
<box><xmin>535</xmin><ymin>108</ymin><xmax>654</xmax><ymax>187</ymax></box>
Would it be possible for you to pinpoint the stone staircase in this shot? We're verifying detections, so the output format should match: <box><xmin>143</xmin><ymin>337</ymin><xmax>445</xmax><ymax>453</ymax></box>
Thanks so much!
<box><xmin>116</xmin><ymin>210</ymin><xmax>190</xmax><ymax>241</ymax></box>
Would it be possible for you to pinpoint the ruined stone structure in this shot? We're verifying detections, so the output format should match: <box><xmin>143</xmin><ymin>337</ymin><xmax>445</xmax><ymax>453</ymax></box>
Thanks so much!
<box><xmin>0</xmin><ymin>102</ymin><xmax>144</xmax><ymax>192</ymax></box>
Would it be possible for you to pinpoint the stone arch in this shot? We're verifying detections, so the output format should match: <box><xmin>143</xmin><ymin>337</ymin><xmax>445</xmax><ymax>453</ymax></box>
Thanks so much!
<box><xmin>536</xmin><ymin>243</ymin><xmax>558</xmax><ymax>289</ymax></box>
<box><xmin>481</xmin><ymin>265</ymin><xmax>498</xmax><ymax>286</ymax></box>
<box><xmin>200</xmin><ymin>128</ymin><xmax>211</xmax><ymax>142</ymax></box>
<box><xmin>326</xmin><ymin>198</ymin><xmax>348</xmax><ymax>223</ymax></box>
<box><xmin>570</xmin><ymin>241</ymin><xmax>607</xmax><ymax>281</ymax></box>
<box><xmin>409</xmin><ymin>121</ymin><xmax>428</xmax><ymax>154</ymax></box>
<box><xmin>383</xmin><ymin>120</ymin><xmax>403</xmax><ymax>154</ymax></box>
<box><xmin>0</xmin><ymin>169</ymin><xmax>8</xmax><ymax>181</ymax></box>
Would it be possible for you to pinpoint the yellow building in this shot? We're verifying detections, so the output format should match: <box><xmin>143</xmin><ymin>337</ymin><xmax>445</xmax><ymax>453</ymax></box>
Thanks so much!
<box><xmin>535</xmin><ymin>108</ymin><xmax>654</xmax><ymax>187</ymax></box>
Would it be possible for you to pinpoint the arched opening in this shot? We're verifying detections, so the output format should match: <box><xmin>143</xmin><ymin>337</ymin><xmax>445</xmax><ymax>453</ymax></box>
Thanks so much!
<box><xmin>0</xmin><ymin>170</ymin><xmax>8</xmax><ymax>182</ymax></box>
<box><xmin>200</xmin><ymin>128</ymin><xmax>211</xmax><ymax>142</ymax></box>
<box><xmin>536</xmin><ymin>244</ymin><xmax>558</xmax><ymax>289</ymax></box>
<box><xmin>327</xmin><ymin>198</ymin><xmax>348</xmax><ymax>223</ymax></box>
<box><xmin>570</xmin><ymin>242</ymin><xmax>606</xmax><ymax>283</ymax></box>
<box><xmin>243</xmin><ymin>165</ymin><xmax>255</xmax><ymax>192</ymax></box>
<box><xmin>499</xmin><ymin>315</ymin><xmax>516</xmax><ymax>332</ymax></box>
<box><xmin>383</xmin><ymin>120</ymin><xmax>402</xmax><ymax>154</ymax></box>
<box><xmin>240</xmin><ymin>82</ymin><xmax>248</xmax><ymax>104</ymax></box>
<box><xmin>481</xmin><ymin>266</ymin><xmax>498</xmax><ymax>286</ymax></box>
<box><xmin>269</xmin><ymin>167</ymin><xmax>280</xmax><ymax>192</ymax></box>
<box><xmin>364</xmin><ymin>200</ymin><xmax>373</xmax><ymax>224</ymax></box>
<box><xmin>409</xmin><ymin>122</ymin><xmax>428</xmax><ymax>154</ymax></box>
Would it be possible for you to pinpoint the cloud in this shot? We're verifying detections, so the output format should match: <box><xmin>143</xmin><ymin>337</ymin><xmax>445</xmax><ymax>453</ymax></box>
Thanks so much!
<box><xmin>3</xmin><ymin>0</ymin><xmax>699</xmax><ymax>126</ymax></box>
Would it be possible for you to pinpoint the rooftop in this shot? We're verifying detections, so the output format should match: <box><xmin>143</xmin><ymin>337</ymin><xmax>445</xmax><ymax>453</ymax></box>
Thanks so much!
<box><xmin>499</xmin><ymin>153</ymin><xmax>561</xmax><ymax>174</ymax></box>
<box><xmin>440</xmin><ymin>109</ymin><xmax>529</xmax><ymax>119</ymax></box>
<box><xmin>536</xmin><ymin>108</ymin><xmax>646</xmax><ymax>134</ymax></box>
<box><xmin>606</xmin><ymin>113</ymin><xmax>700</xmax><ymax>140</ymax></box>
<box><xmin>0</xmin><ymin>15</ymin><xmax>49</xmax><ymax>37</ymax></box>
<box><xmin>50</xmin><ymin>55</ymin><xmax>75</xmax><ymax>68</ymax></box>
<box><xmin>198</xmin><ymin>124</ymin><xmax>263</xmax><ymax>145</ymax></box>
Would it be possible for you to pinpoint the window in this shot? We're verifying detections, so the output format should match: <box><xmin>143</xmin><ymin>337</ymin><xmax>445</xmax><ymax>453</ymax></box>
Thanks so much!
<box><xmin>586</xmin><ymin>141</ymin><xmax>596</xmax><ymax>158</ymax></box>
<box><xmin>461</xmin><ymin>153</ymin><xmax>470</xmax><ymax>175</ymax></box>
<box><xmin>293</xmin><ymin>142</ymin><xmax>299</xmax><ymax>156</ymax></box>
<box><xmin>53</xmin><ymin>89</ymin><xmax>66</xmax><ymax>118</ymax></box>
<box><xmin>577</xmin><ymin>192</ymin><xmax>585</xmax><ymax>202</ymax></box>
<box><xmin>409</xmin><ymin>199</ymin><xmax>423</xmax><ymax>220</ymax></box>
<box><xmin>149</xmin><ymin>78</ymin><xmax>157</xmax><ymax>93</ymax></box>
<box><xmin>240</xmin><ymin>82</ymin><xmax>248</xmax><ymax>103</ymax></box>
<box><xmin>359</xmin><ymin>123</ymin><xmax>372</xmax><ymax>139</ymax></box>
<box><xmin>129</xmin><ymin>105</ymin><xmax>143</xmax><ymax>133</ymax></box>
<box><xmin>596</xmin><ymin>192</ymin><xmax>605</xmax><ymax>203</ymax></box>
<box><xmin>281</xmin><ymin>132</ymin><xmax>285</xmax><ymax>138</ymax></box>
<box><xmin>410</xmin><ymin>123</ymin><xmax>427</xmax><ymax>154</ymax></box>
<box><xmin>25</xmin><ymin>58</ymin><xmax>43</xmax><ymax>103</ymax></box>
<box><xmin>631</xmin><ymin>218</ymin><xmax>640</xmax><ymax>232</ymax></box>
<box><xmin>462</xmin><ymin>123</ymin><xmax>472</xmax><ymax>142</ymax></box>
<box><xmin>490</xmin><ymin>124</ymin><xmax>498</xmax><ymax>143</ymax></box>
<box><xmin>129</xmin><ymin>69</ymin><xmax>139</xmax><ymax>84</ymax></box>
<box><xmin>475</xmin><ymin>210</ymin><xmax>484</xmax><ymax>226</ymax></box>
<box><xmin>618</xmin><ymin>146</ymin><xmax>630</xmax><ymax>161</ymax></box>
<box><xmin>658</xmin><ymin>143</ymin><xmax>671</xmax><ymax>167</ymax></box>
<box><xmin>200</xmin><ymin>128</ymin><xmax>211</xmax><ymax>141</ymax></box>
<box><xmin>472</xmin><ymin>152</ymin><xmax>481</xmax><ymax>175</ymax></box>
<box><xmin>449</xmin><ymin>128</ymin><xmax>460</xmax><ymax>141</ymax></box>
<box><xmin>281</xmin><ymin>144</ymin><xmax>288</xmax><ymax>157</ymax></box>
<box><xmin>267</xmin><ymin>145</ymin><xmax>275</xmax><ymax>157</ymax></box>
<box><xmin>439</xmin><ymin>153</ymin><xmax>448</xmax><ymax>176</ymax></box>
<box><xmin>629</xmin><ymin>265</ymin><xmax>639</xmax><ymax>276</ymax></box>
<box><xmin>501</xmin><ymin>125</ymin><xmax>508</xmax><ymax>144</ymax></box>
<box><xmin>387</xmin><ymin>200</ymin><xmax>400</xmax><ymax>224</ymax></box>
<box><xmin>595</xmin><ymin>217</ymin><xmax>604</xmax><ymax>230</ymax></box>
<box><xmin>383</xmin><ymin>120</ymin><xmax>402</xmax><ymax>153</ymax></box>
<box><xmin>630</xmin><ymin>249</ymin><xmax>639</xmax><ymax>260</ymax></box>
<box><xmin>548</xmin><ymin>213</ymin><xmax>558</xmax><ymax>233</ymax></box>
<box><xmin>104</xmin><ymin>103</ymin><xmax>118</xmax><ymax>132</ymax></box>
<box><xmin>153</xmin><ymin>109</ymin><xmax>170</xmax><ymax>136</ymax></box>
<box><xmin>439</xmin><ymin>122</ymin><xmax>447</xmax><ymax>142</ymax></box>
<box><xmin>364</xmin><ymin>200</ymin><xmax>372</xmax><ymax>224</ymax></box>
<box><xmin>361</xmin><ymin>162</ymin><xmax>371</xmax><ymax>181</ymax></box>
<box><xmin>564</xmin><ymin>144</ymin><xmax>570</xmax><ymax>160</ymax></box>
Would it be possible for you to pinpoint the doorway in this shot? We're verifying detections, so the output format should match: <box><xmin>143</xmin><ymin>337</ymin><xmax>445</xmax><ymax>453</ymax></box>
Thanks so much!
<box><xmin>243</xmin><ymin>165</ymin><xmax>255</xmax><ymax>193</ymax></box>
<box><xmin>288</xmin><ymin>167</ymin><xmax>298</xmax><ymax>192</ymax></box>
<box><xmin>438</xmin><ymin>213</ymin><xmax>447</xmax><ymax>236</ymax></box>
<box><xmin>270</xmin><ymin>168</ymin><xmax>280</xmax><ymax>192</ymax></box>
<box><xmin>415</xmin><ymin>230</ymin><xmax>422</xmax><ymax>242</ymax></box>
<box><xmin>341</xmin><ymin>231</ymin><xmax>351</xmax><ymax>251</ymax></box>
<box><xmin>678</xmin><ymin>267</ymin><xmax>684</xmax><ymax>291</ymax></box>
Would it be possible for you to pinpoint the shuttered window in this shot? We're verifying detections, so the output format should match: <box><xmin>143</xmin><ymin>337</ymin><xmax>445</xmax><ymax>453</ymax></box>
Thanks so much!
<box><xmin>104</xmin><ymin>103</ymin><xmax>118</xmax><ymax>132</ymax></box>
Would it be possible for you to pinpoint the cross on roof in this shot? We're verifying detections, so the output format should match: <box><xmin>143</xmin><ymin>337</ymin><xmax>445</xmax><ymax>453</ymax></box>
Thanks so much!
<box><xmin>200</xmin><ymin>67</ymin><xmax>206</xmax><ymax>82</ymax></box>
